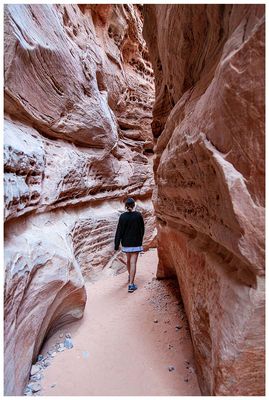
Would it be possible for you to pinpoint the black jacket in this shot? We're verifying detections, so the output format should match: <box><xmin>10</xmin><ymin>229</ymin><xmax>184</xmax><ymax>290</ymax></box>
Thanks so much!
<box><xmin>114</xmin><ymin>211</ymin><xmax>145</xmax><ymax>250</ymax></box>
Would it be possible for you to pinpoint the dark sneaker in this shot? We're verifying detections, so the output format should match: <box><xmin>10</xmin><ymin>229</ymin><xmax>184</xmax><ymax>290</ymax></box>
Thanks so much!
<box><xmin>128</xmin><ymin>284</ymin><xmax>137</xmax><ymax>293</ymax></box>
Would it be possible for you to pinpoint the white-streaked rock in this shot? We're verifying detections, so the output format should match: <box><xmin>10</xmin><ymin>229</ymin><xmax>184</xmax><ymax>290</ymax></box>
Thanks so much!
<box><xmin>4</xmin><ymin>4</ymin><xmax>155</xmax><ymax>396</ymax></box>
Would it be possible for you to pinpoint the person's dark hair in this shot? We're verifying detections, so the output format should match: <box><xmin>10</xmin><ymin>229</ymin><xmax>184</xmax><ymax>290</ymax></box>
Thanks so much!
<box><xmin>125</xmin><ymin>197</ymin><xmax>135</xmax><ymax>212</ymax></box>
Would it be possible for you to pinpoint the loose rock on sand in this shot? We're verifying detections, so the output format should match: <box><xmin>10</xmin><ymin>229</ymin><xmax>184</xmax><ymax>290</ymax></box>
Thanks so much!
<box><xmin>38</xmin><ymin>250</ymin><xmax>200</xmax><ymax>396</ymax></box>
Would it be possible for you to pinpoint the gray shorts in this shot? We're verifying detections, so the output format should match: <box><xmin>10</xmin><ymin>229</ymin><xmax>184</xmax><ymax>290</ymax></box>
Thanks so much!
<box><xmin>122</xmin><ymin>246</ymin><xmax>143</xmax><ymax>253</ymax></box>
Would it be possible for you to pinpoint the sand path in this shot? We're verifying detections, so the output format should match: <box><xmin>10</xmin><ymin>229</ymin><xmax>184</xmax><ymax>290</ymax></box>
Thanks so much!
<box><xmin>40</xmin><ymin>249</ymin><xmax>201</xmax><ymax>396</ymax></box>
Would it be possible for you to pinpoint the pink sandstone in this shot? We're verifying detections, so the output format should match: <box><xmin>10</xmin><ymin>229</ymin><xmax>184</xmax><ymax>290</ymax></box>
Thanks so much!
<box><xmin>143</xmin><ymin>4</ymin><xmax>265</xmax><ymax>396</ymax></box>
<box><xmin>4</xmin><ymin>4</ymin><xmax>155</xmax><ymax>395</ymax></box>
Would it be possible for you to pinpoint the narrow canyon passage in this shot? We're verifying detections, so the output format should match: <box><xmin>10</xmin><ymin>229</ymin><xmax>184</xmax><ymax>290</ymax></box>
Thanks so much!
<box><xmin>37</xmin><ymin>250</ymin><xmax>200</xmax><ymax>396</ymax></box>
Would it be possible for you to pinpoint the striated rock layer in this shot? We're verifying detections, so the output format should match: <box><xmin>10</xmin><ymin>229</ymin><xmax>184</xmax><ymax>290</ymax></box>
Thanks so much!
<box><xmin>143</xmin><ymin>4</ymin><xmax>265</xmax><ymax>396</ymax></box>
<box><xmin>4</xmin><ymin>4</ymin><xmax>155</xmax><ymax>395</ymax></box>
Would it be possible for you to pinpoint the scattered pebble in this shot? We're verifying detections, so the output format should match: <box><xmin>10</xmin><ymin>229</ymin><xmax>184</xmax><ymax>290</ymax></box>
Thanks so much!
<box><xmin>57</xmin><ymin>347</ymin><xmax>65</xmax><ymax>352</ymax></box>
<box><xmin>31</xmin><ymin>365</ymin><xmax>41</xmax><ymax>376</ymax></box>
<box><xmin>31</xmin><ymin>373</ymin><xmax>42</xmax><ymax>382</ymax></box>
<box><xmin>65</xmin><ymin>333</ymin><xmax>71</xmax><ymax>338</ymax></box>
<box><xmin>24</xmin><ymin>388</ymin><xmax>33</xmax><ymax>396</ymax></box>
<box><xmin>50</xmin><ymin>384</ymin><xmax>56</xmax><ymax>388</ymax></box>
<box><xmin>42</xmin><ymin>360</ymin><xmax>50</xmax><ymax>368</ymax></box>
<box><xmin>27</xmin><ymin>382</ymin><xmax>41</xmax><ymax>393</ymax></box>
<box><xmin>59</xmin><ymin>333</ymin><xmax>64</xmax><ymax>338</ymax></box>
<box><xmin>154</xmin><ymin>319</ymin><xmax>158</xmax><ymax>323</ymax></box>
<box><xmin>64</xmin><ymin>337</ymin><xmax>73</xmax><ymax>349</ymax></box>
<box><xmin>168</xmin><ymin>344</ymin><xmax>173</xmax><ymax>349</ymax></box>
<box><xmin>163</xmin><ymin>330</ymin><xmax>167</xmax><ymax>333</ymax></box>
<box><xmin>56</xmin><ymin>343</ymin><xmax>65</xmax><ymax>352</ymax></box>
<box><xmin>184</xmin><ymin>378</ymin><xmax>189</xmax><ymax>382</ymax></box>
<box><xmin>168</xmin><ymin>366</ymin><xmax>175</xmax><ymax>372</ymax></box>
<box><xmin>175</xmin><ymin>325</ymin><xmax>183</xmax><ymax>330</ymax></box>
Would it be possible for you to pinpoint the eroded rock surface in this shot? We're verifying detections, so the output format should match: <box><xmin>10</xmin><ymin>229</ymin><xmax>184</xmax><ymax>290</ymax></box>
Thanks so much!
<box><xmin>4</xmin><ymin>4</ymin><xmax>155</xmax><ymax>395</ymax></box>
<box><xmin>4</xmin><ymin>215</ymin><xmax>87</xmax><ymax>396</ymax></box>
<box><xmin>143</xmin><ymin>4</ymin><xmax>265</xmax><ymax>396</ymax></box>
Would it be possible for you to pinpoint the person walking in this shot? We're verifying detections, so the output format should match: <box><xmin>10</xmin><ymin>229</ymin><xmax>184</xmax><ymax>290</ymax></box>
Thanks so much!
<box><xmin>114</xmin><ymin>198</ymin><xmax>145</xmax><ymax>293</ymax></box>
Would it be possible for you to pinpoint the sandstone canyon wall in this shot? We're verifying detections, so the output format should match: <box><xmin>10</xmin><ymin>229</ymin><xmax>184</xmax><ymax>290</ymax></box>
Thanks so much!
<box><xmin>4</xmin><ymin>4</ymin><xmax>155</xmax><ymax>395</ymax></box>
<box><xmin>143</xmin><ymin>4</ymin><xmax>265</xmax><ymax>396</ymax></box>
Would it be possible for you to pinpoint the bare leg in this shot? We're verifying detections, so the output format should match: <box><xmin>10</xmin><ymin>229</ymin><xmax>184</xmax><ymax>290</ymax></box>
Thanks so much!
<box><xmin>129</xmin><ymin>252</ymin><xmax>139</xmax><ymax>285</ymax></box>
<box><xmin>126</xmin><ymin>253</ymin><xmax>131</xmax><ymax>278</ymax></box>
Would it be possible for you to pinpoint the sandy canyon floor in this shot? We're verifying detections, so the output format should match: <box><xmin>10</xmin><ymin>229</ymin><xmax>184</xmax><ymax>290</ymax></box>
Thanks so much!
<box><xmin>37</xmin><ymin>249</ymin><xmax>201</xmax><ymax>396</ymax></box>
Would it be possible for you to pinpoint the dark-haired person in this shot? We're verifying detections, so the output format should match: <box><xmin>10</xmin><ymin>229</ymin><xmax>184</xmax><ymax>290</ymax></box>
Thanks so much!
<box><xmin>114</xmin><ymin>198</ymin><xmax>145</xmax><ymax>293</ymax></box>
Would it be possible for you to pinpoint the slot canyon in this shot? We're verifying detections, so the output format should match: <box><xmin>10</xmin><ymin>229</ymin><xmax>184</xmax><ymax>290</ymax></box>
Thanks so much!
<box><xmin>4</xmin><ymin>3</ymin><xmax>265</xmax><ymax>397</ymax></box>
